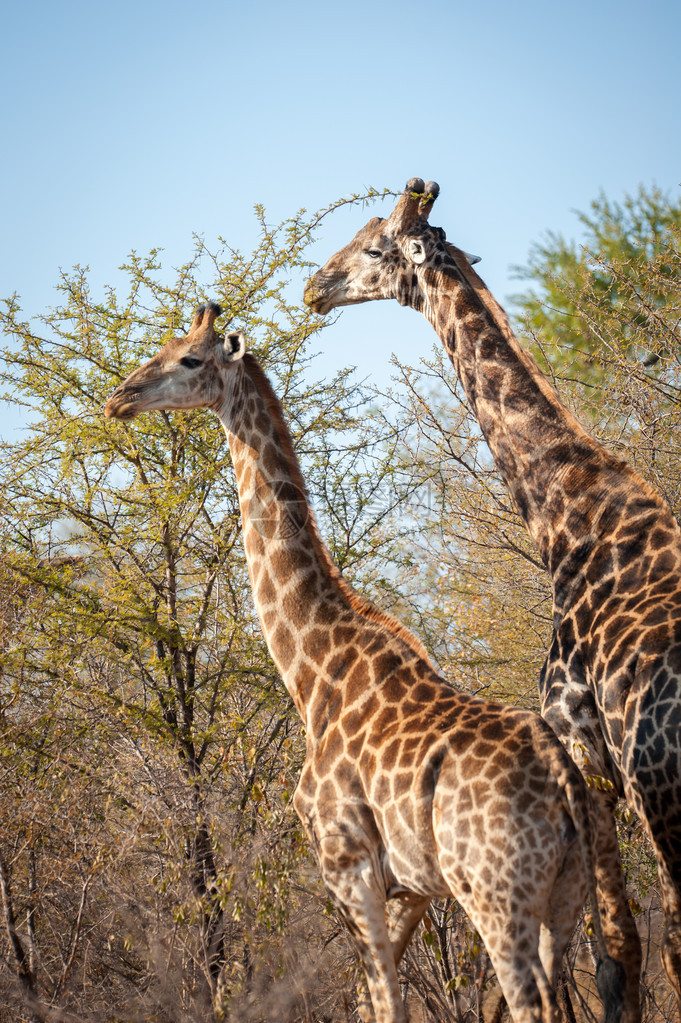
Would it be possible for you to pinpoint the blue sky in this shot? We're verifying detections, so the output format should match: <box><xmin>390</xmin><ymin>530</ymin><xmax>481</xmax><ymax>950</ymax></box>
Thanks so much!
<box><xmin>1</xmin><ymin>0</ymin><xmax>679</xmax><ymax>435</ymax></box>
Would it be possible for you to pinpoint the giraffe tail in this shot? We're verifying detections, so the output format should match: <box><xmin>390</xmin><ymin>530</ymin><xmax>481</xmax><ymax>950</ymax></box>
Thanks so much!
<box><xmin>564</xmin><ymin>777</ymin><xmax>626</xmax><ymax>1023</ymax></box>
<box><xmin>596</xmin><ymin>957</ymin><xmax>627</xmax><ymax>1023</ymax></box>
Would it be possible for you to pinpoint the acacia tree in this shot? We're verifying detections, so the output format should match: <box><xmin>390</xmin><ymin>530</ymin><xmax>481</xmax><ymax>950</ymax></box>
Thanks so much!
<box><xmin>512</xmin><ymin>184</ymin><xmax>681</xmax><ymax>380</ymax></box>
<box><xmin>0</xmin><ymin>192</ymin><xmax>433</xmax><ymax>1022</ymax></box>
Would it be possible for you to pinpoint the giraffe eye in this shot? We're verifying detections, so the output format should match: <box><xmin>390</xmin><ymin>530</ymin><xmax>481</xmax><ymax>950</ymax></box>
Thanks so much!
<box><xmin>180</xmin><ymin>356</ymin><xmax>202</xmax><ymax>370</ymax></box>
<box><xmin>366</xmin><ymin>249</ymin><xmax>382</xmax><ymax>260</ymax></box>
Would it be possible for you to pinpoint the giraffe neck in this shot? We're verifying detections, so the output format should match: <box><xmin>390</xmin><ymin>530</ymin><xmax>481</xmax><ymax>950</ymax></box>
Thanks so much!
<box><xmin>412</xmin><ymin>252</ymin><xmax>674</xmax><ymax>602</ymax></box>
<box><xmin>216</xmin><ymin>354</ymin><xmax>430</xmax><ymax>727</ymax></box>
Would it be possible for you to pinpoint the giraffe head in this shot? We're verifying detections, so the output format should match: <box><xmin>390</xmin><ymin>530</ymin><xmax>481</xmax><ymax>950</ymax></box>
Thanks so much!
<box><xmin>304</xmin><ymin>178</ymin><xmax>480</xmax><ymax>315</ymax></box>
<box><xmin>104</xmin><ymin>303</ymin><xmax>246</xmax><ymax>420</ymax></box>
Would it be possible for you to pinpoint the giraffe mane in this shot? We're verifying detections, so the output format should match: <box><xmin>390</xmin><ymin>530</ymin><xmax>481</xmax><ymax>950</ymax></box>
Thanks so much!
<box><xmin>442</xmin><ymin>242</ymin><xmax>671</xmax><ymax>508</ymax></box>
<box><xmin>444</xmin><ymin>240</ymin><xmax>576</xmax><ymax>406</ymax></box>
<box><xmin>242</xmin><ymin>354</ymin><xmax>434</xmax><ymax>667</ymax></box>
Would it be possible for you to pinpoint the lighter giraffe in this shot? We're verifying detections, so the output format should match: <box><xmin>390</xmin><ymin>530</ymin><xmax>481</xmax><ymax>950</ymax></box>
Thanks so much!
<box><xmin>305</xmin><ymin>178</ymin><xmax>681</xmax><ymax>1021</ymax></box>
<box><xmin>105</xmin><ymin>303</ymin><xmax>624</xmax><ymax>1023</ymax></box>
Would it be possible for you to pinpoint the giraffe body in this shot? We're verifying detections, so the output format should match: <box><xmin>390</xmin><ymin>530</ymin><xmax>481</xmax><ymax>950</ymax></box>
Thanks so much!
<box><xmin>105</xmin><ymin>305</ymin><xmax>624</xmax><ymax>1023</ymax></box>
<box><xmin>304</xmin><ymin>180</ymin><xmax>681</xmax><ymax>1019</ymax></box>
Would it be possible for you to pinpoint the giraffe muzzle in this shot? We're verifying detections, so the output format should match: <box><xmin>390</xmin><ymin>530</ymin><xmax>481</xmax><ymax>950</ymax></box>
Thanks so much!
<box><xmin>104</xmin><ymin>389</ymin><xmax>140</xmax><ymax>420</ymax></box>
<box><xmin>303</xmin><ymin>280</ymin><xmax>333</xmax><ymax>316</ymax></box>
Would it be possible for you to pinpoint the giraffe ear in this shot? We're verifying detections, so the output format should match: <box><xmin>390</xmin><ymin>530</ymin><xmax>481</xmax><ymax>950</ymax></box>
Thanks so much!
<box><xmin>222</xmin><ymin>330</ymin><xmax>247</xmax><ymax>363</ymax></box>
<box><xmin>405</xmin><ymin>238</ymin><xmax>427</xmax><ymax>265</ymax></box>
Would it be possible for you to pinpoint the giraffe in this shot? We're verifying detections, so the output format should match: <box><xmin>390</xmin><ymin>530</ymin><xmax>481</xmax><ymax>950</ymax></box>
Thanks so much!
<box><xmin>104</xmin><ymin>303</ymin><xmax>624</xmax><ymax>1023</ymax></box>
<box><xmin>304</xmin><ymin>178</ymin><xmax>681</xmax><ymax>1020</ymax></box>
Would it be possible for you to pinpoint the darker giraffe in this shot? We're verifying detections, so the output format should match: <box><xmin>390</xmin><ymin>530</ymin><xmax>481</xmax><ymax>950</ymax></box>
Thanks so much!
<box><xmin>105</xmin><ymin>304</ymin><xmax>623</xmax><ymax>1023</ymax></box>
<box><xmin>305</xmin><ymin>178</ymin><xmax>681</xmax><ymax>1021</ymax></box>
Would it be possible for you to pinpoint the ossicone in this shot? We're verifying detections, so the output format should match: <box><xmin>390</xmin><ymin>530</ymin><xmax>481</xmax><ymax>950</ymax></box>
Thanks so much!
<box><xmin>189</xmin><ymin>302</ymin><xmax>223</xmax><ymax>335</ymax></box>
<box><xmin>388</xmin><ymin>176</ymin><xmax>440</xmax><ymax>229</ymax></box>
<box><xmin>419</xmin><ymin>180</ymin><xmax>440</xmax><ymax>220</ymax></box>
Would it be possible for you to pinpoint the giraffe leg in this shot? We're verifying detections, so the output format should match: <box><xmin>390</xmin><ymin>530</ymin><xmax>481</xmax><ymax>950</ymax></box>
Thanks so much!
<box><xmin>641</xmin><ymin>833</ymin><xmax>681</xmax><ymax>1012</ymax></box>
<box><xmin>454</xmin><ymin>874</ymin><xmax>561</xmax><ymax>1023</ymax></box>
<box><xmin>475</xmin><ymin>918</ymin><xmax>559</xmax><ymax>1023</ymax></box>
<box><xmin>329</xmin><ymin>875</ymin><xmax>409</xmax><ymax>1023</ymax></box>
<box><xmin>385</xmin><ymin>891</ymin><xmax>431</xmax><ymax>963</ymax></box>
<box><xmin>538</xmin><ymin>836</ymin><xmax>587</xmax><ymax>989</ymax></box>
<box><xmin>356</xmin><ymin>893</ymin><xmax>430</xmax><ymax>1023</ymax></box>
<box><xmin>622</xmin><ymin>732</ymin><xmax>681</xmax><ymax>1014</ymax></box>
<box><xmin>540</xmin><ymin>664</ymin><xmax>641</xmax><ymax>1022</ymax></box>
<box><xmin>659</xmin><ymin>894</ymin><xmax>681</xmax><ymax>1014</ymax></box>
<box><xmin>589</xmin><ymin>788</ymin><xmax>642</xmax><ymax>1023</ymax></box>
